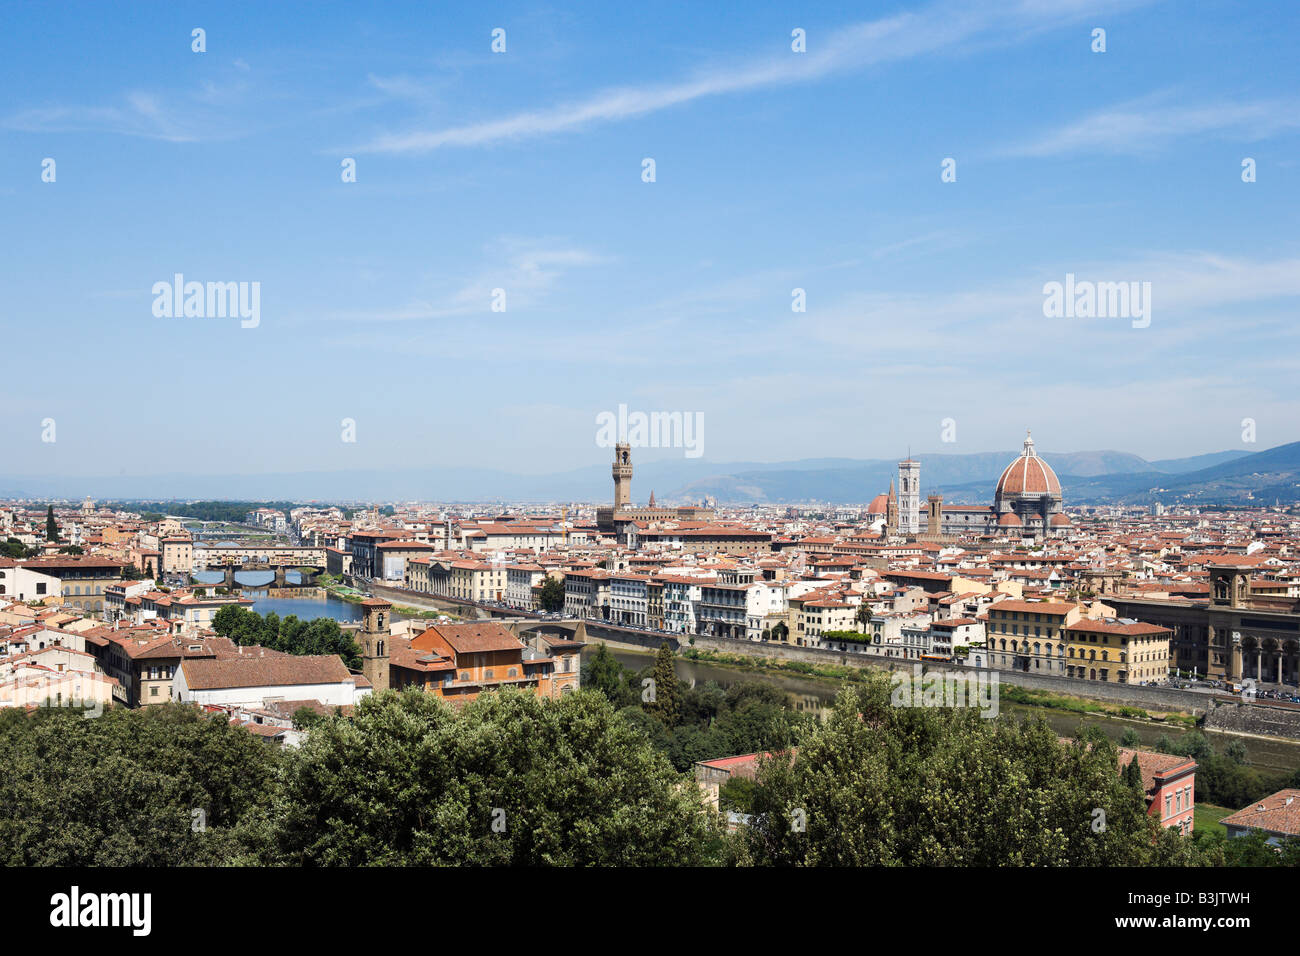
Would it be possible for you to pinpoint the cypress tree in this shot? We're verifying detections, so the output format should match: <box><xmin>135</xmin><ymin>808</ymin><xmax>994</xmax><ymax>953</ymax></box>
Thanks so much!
<box><xmin>644</xmin><ymin>643</ymin><xmax>681</xmax><ymax>727</ymax></box>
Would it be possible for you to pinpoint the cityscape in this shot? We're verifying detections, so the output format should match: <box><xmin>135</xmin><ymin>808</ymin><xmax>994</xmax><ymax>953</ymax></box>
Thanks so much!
<box><xmin>2</xmin><ymin>0</ymin><xmax>1298</xmax><ymax>937</ymax></box>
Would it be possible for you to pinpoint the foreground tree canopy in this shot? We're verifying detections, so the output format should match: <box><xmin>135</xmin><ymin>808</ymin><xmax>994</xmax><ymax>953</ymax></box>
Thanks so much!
<box><xmin>734</xmin><ymin>680</ymin><xmax>1211</xmax><ymax>866</ymax></box>
<box><xmin>2</xmin><ymin>669</ymin><xmax>1298</xmax><ymax>867</ymax></box>
<box><xmin>0</xmin><ymin>704</ymin><xmax>276</xmax><ymax>866</ymax></box>
<box><xmin>258</xmin><ymin>687</ymin><xmax>712</xmax><ymax>865</ymax></box>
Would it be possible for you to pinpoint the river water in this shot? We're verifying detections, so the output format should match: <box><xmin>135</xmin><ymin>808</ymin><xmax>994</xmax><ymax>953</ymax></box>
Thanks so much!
<box><xmin>191</xmin><ymin>571</ymin><xmax>369</xmax><ymax>624</ymax></box>
<box><xmin>588</xmin><ymin>646</ymin><xmax>1300</xmax><ymax>774</ymax></box>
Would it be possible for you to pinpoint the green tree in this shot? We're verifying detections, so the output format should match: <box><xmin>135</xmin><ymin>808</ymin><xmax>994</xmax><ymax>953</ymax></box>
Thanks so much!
<box><xmin>538</xmin><ymin>575</ymin><xmax>566</xmax><ymax>612</ymax></box>
<box><xmin>644</xmin><ymin>643</ymin><xmax>682</xmax><ymax>727</ymax></box>
<box><xmin>291</xmin><ymin>706</ymin><xmax>327</xmax><ymax>731</ymax></box>
<box><xmin>210</xmin><ymin>606</ymin><xmax>361</xmax><ymax>669</ymax></box>
<box><xmin>1220</xmin><ymin>829</ymin><xmax>1284</xmax><ymax>866</ymax></box>
<box><xmin>1120</xmin><ymin>728</ymin><xmax>1141</xmax><ymax>748</ymax></box>
<box><xmin>1123</xmin><ymin>754</ymin><xmax>1145</xmax><ymax>790</ymax></box>
<box><xmin>0</xmin><ymin>705</ymin><xmax>277</xmax><ymax>865</ymax></box>
<box><xmin>261</xmin><ymin>688</ymin><xmax>712</xmax><ymax>865</ymax></box>
<box><xmin>735</xmin><ymin>678</ymin><xmax>1205</xmax><ymax>866</ymax></box>
<box><xmin>45</xmin><ymin>505</ymin><xmax>58</xmax><ymax>541</ymax></box>
<box><xmin>855</xmin><ymin>601</ymin><xmax>873</xmax><ymax>629</ymax></box>
<box><xmin>582</xmin><ymin>643</ymin><xmax>635</xmax><ymax>707</ymax></box>
<box><xmin>719</xmin><ymin>776</ymin><xmax>759</xmax><ymax>814</ymax></box>
<box><xmin>1</xmin><ymin>539</ymin><xmax>30</xmax><ymax>559</ymax></box>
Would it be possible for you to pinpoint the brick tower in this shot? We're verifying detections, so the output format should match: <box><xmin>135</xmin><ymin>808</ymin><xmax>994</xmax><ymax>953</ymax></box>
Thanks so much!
<box><xmin>360</xmin><ymin>597</ymin><xmax>391</xmax><ymax>693</ymax></box>
<box><xmin>612</xmin><ymin>442</ymin><xmax>633</xmax><ymax>511</ymax></box>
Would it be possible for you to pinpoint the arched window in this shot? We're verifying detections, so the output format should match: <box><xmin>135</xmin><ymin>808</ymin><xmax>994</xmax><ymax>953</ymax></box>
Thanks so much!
<box><xmin>376</xmin><ymin>640</ymin><xmax>384</xmax><ymax>656</ymax></box>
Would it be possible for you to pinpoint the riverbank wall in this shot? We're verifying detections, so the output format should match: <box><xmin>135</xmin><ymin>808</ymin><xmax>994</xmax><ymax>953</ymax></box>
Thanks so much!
<box><xmin>340</xmin><ymin>592</ymin><xmax>1300</xmax><ymax>738</ymax></box>
<box><xmin>591</xmin><ymin>626</ymin><xmax>1205</xmax><ymax>713</ymax></box>
<box><xmin>1204</xmin><ymin>698</ymin><xmax>1300</xmax><ymax>737</ymax></box>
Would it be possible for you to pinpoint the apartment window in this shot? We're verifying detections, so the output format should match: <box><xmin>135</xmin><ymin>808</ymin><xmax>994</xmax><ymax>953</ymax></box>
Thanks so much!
<box><xmin>150</xmin><ymin>686</ymin><xmax>159</xmax><ymax>697</ymax></box>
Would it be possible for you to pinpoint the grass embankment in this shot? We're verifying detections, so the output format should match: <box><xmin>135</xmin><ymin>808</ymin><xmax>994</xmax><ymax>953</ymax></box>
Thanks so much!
<box><xmin>682</xmin><ymin>647</ymin><xmax>880</xmax><ymax>686</ymax></box>
<box><xmin>679</xmin><ymin>648</ymin><xmax>1197</xmax><ymax>727</ymax></box>
<box><xmin>997</xmin><ymin>685</ymin><xmax>1200</xmax><ymax>729</ymax></box>
<box><xmin>1194</xmin><ymin>803</ymin><xmax>1232</xmax><ymax>837</ymax></box>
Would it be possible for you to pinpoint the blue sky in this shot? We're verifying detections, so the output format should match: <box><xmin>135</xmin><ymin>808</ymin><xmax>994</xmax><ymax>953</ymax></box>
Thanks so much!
<box><xmin>3</xmin><ymin>0</ymin><xmax>1298</xmax><ymax>481</ymax></box>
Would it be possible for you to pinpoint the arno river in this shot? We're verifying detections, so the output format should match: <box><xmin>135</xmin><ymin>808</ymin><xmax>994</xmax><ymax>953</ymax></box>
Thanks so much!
<box><xmin>191</xmin><ymin>572</ymin><xmax>368</xmax><ymax>623</ymax></box>
<box><xmin>587</xmin><ymin>646</ymin><xmax>1300</xmax><ymax>775</ymax></box>
<box><xmin>203</xmin><ymin>585</ymin><xmax>1300</xmax><ymax>775</ymax></box>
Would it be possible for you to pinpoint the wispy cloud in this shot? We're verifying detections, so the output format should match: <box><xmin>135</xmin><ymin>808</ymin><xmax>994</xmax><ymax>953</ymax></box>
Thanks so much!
<box><xmin>356</xmin><ymin>0</ymin><xmax>1152</xmax><ymax>154</ymax></box>
<box><xmin>1006</xmin><ymin>95</ymin><xmax>1300</xmax><ymax>157</ymax></box>
<box><xmin>7</xmin><ymin>95</ymin><xmax>207</xmax><ymax>143</ymax></box>
<box><xmin>325</xmin><ymin>237</ymin><xmax>606</xmax><ymax>324</ymax></box>
<box><xmin>5</xmin><ymin>67</ymin><xmax>258</xmax><ymax>142</ymax></box>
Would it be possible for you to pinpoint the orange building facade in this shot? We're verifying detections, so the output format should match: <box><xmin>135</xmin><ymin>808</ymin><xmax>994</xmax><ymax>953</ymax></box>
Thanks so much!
<box><xmin>390</xmin><ymin>621</ymin><xmax>580</xmax><ymax>704</ymax></box>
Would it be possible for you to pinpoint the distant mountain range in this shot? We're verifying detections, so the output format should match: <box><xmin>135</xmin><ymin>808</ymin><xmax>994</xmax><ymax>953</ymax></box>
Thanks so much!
<box><xmin>665</xmin><ymin>449</ymin><xmax>1271</xmax><ymax>505</ymax></box>
<box><xmin>3</xmin><ymin>445</ymin><xmax>1297</xmax><ymax>507</ymax></box>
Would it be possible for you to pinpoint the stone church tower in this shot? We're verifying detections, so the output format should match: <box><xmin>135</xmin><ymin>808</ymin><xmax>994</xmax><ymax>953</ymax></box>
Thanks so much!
<box><xmin>360</xmin><ymin>597</ymin><xmax>391</xmax><ymax>693</ymax></box>
<box><xmin>927</xmin><ymin>493</ymin><xmax>943</xmax><ymax>536</ymax></box>
<box><xmin>885</xmin><ymin>480</ymin><xmax>898</xmax><ymax>534</ymax></box>
<box><xmin>612</xmin><ymin>442</ymin><xmax>633</xmax><ymax>510</ymax></box>
<box><xmin>898</xmin><ymin>458</ymin><xmax>920</xmax><ymax>535</ymax></box>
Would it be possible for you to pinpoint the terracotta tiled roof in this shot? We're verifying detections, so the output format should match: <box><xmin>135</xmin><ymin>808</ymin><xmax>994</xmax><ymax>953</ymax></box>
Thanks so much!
<box><xmin>1220</xmin><ymin>789</ymin><xmax>1300</xmax><ymax>837</ymax></box>
<box><xmin>413</xmin><ymin>621</ymin><xmax>522</xmax><ymax>655</ymax></box>
<box><xmin>180</xmin><ymin>654</ymin><xmax>353</xmax><ymax>690</ymax></box>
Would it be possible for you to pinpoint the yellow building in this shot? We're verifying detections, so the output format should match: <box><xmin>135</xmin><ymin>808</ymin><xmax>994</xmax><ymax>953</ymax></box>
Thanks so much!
<box><xmin>985</xmin><ymin>598</ymin><xmax>1118</xmax><ymax>675</ymax></box>
<box><xmin>1063</xmin><ymin>619</ymin><xmax>1172</xmax><ymax>684</ymax></box>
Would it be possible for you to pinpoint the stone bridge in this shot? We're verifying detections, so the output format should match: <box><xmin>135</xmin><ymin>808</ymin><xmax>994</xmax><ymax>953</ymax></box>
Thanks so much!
<box><xmin>194</xmin><ymin>545</ymin><xmax>327</xmax><ymax>568</ymax></box>
<box><xmin>194</xmin><ymin>561</ymin><xmax>325</xmax><ymax>591</ymax></box>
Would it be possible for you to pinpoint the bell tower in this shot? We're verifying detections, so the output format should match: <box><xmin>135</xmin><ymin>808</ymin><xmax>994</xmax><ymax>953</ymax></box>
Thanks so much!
<box><xmin>927</xmin><ymin>493</ymin><xmax>943</xmax><ymax>536</ymax></box>
<box><xmin>898</xmin><ymin>458</ymin><xmax>920</xmax><ymax>535</ymax></box>
<box><xmin>1209</xmin><ymin>565</ymin><xmax>1249</xmax><ymax>609</ymax></box>
<box><xmin>612</xmin><ymin>442</ymin><xmax>633</xmax><ymax>511</ymax></box>
<box><xmin>360</xmin><ymin>598</ymin><xmax>391</xmax><ymax>692</ymax></box>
